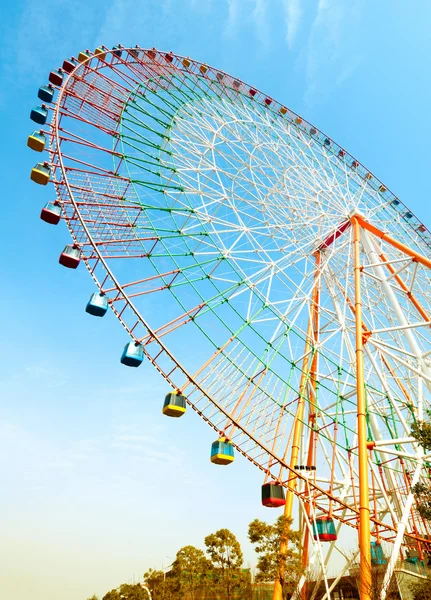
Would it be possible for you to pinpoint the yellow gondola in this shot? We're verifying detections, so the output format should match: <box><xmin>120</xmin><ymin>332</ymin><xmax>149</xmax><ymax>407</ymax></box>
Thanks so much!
<box><xmin>162</xmin><ymin>391</ymin><xmax>186</xmax><ymax>417</ymax></box>
<box><xmin>27</xmin><ymin>131</ymin><xmax>46</xmax><ymax>152</ymax></box>
<box><xmin>31</xmin><ymin>162</ymin><xmax>50</xmax><ymax>185</ymax></box>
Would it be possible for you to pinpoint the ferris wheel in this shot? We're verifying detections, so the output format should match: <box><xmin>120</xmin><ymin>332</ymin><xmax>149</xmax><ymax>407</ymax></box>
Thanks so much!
<box><xmin>28</xmin><ymin>45</ymin><xmax>431</xmax><ymax>600</ymax></box>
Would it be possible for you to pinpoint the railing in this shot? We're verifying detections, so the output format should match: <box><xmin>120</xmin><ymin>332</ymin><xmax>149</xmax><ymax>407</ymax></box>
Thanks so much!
<box><xmin>394</xmin><ymin>559</ymin><xmax>430</xmax><ymax>578</ymax></box>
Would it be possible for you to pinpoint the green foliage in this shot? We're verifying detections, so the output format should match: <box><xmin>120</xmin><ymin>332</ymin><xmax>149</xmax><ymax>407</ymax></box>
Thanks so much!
<box><xmin>143</xmin><ymin>569</ymin><xmax>177</xmax><ymax>600</ymax></box>
<box><xmin>411</xmin><ymin>416</ymin><xmax>431</xmax><ymax>451</ymax></box>
<box><xmin>171</xmin><ymin>545</ymin><xmax>212</xmax><ymax>600</ymax></box>
<box><xmin>411</xmin><ymin>415</ymin><xmax>431</xmax><ymax>521</ymax></box>
<box><xmin>102</xmin><ymin>583</ymin><xmax>149</xmax><ymax>600</ymax></box>
<box><xmin>248</xmin><ymin>516</ymin><xmax>302</xmax><ymax>593</ymax></box>
<box><xmin>204</xmin><ymin>528</ymin><xmax>243</xmax><ymax>570</ymax></box>
<box><xmin>410</xmin><ymin>576</ymin><xmax>431</xmax><ymax>600</ymax></box>
<box><xmin>204</xmin><ymin>528</ymin><xmax>249</xmax><ymax>600</ymax></box>
<box><xmin>412</xmin><ymin>482</ymin><xmax>431</xmax><ymax>520</ymax></box>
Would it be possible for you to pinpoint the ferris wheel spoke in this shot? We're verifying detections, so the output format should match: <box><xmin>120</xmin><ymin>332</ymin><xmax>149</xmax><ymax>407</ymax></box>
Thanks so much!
<box><xmin>38</xmin><ymin>48</ymin><xmax>431</xmax><ymax>587</ymax></box>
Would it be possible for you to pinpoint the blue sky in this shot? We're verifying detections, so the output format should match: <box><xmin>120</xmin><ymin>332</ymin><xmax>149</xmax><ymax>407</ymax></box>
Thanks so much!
<box><xmin>2</xmin><ymin>1</ymin><xmax>431</xmax><ymax>598</ymax></box>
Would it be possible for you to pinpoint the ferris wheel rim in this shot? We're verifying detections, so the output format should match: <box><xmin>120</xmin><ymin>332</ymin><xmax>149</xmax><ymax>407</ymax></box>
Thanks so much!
<box><xmin>43</xmin><ymin>45</ymin><xmax>431</xmax><ymax>546</ymax></box>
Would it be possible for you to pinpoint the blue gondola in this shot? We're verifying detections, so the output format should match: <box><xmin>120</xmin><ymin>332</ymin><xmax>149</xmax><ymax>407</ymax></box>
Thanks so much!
<box><xmin>38</xmin><ymin>85</ymin><xmax>55</xmax><ymax>103</ymax></box>
<box><xmin>162</xmin><ymin>392</ymin><xmax>186</xmax><ymax>417</ymax></box>
<box><xmin>40</xmin><ymin>202</ymin><xmax>61</xmax><ymax>224</ymax></box>
<box><xmin>59</xmin><ymin>245</ymin><xmax>81</xmax><ymax>269</ymax></box>
<box><xmin>120</xmin><ymin>342</ymin><xmax>144</xmax><ymax>367</ymax></box>
<box><xmin>27</xmin><ymin>131</ymin><xmax>46</xmax><ymax>152</ymax></box>
<box><xmin>210</xmin><ymin>437</ymin><xmax>234</xmax><ymax>465</ymax></box>
<box><xmin>85</xmin><ymin>293</ymin><xmax>108</xmax><ymax>317</ymax></box>
<box><xmin>371</xmin><ymin>542</ymin><xmax>387</xmax><ymax>565</ymax></box>
<box><xmin>30</xmin><ymin>105</ymin><xmax>48</xmax><ymax>124</ymax></box>
<box><xmin>112</xmin><ymin>45</ymin><xmax>123</xmax><ymax>58</ymax></box>
<box><xmin>312</xmin><ymin>516</ymin><xmax>337</xmax><ymax>542</ymax></box>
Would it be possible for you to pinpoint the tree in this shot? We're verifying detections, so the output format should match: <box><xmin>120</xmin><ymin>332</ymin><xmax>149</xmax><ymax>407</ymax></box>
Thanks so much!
<box><xmin>411</xmin><ymin>414</ymin><xmax>431</xmax><ymax>520</ymax></box>
<box><xmin>411</xmin><ymin>415</ymin><xmax>431</xmax><ymax>452</ymax></box>
<box><xmin>204</xmin><ymin>528</ymin><xmax>249</xmax><ymax>600</ymax></box>
<box><xmin>248</xmin><ymin>516</ymin><xmax>302</xmax><ymax>597</ymax></box>
<box><xmin>87</xmin><ymin>596</ymin><xmax>99</xmax><ymax>600</ymax></box>
<box><xmin>412</xmin><ymin>482</ymin><xmax>431</xmax><ymax>520</ymax></box>
<box><xmin>170</xmin><ymin>545</ymin><xmax>212</xmax><ymax>600</ymax></box>
<box><xmin>410</xmin><ymin>576</ymin><xmax>431</xmax><ymax>600</ymax></box>
<box><xmin>143</xmin><ymin>569</ymin><xmax>178</xmax><ymax>600</ymax></box>
<box><xmin>102</xmin><ymin>584</ymin><xmax>149</xmax><ymax>600</ymax></box>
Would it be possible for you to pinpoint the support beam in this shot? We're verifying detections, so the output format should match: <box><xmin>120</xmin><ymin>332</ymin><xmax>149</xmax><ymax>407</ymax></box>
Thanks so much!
<box><xmin>355</xmin><ymin>214</ymin><xmax>431</xmax><ymax>270</ymax></box>
<box><xmin>351</xmin><ymin>216</ymin><xmax>372</xmax><ymax>600</ymax></box>
<box><xmin>272</xmin><ymin>254</ymin><xmax>320</xmax><ymax>600</ymax></box>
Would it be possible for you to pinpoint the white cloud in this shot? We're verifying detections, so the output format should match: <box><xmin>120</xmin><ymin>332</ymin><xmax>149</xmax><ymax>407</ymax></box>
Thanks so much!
<box><xmin>224</xmin><ymin>0</ymin><xmax>239</xmax><ymax>38</ymax></box>
<box><xmin>304</xmin><ymin>0</ymin><xmax>363</xmax><ymax>104</ymax></box>
<box><xmin>282</xmin><ymin>0</ymin><xmax>302</xmax><ymax>49</ymax></box>
<box><xmin>252</xmin><ymin>0</ymin><xmax>271</xmax><ymax>51</ymax></box>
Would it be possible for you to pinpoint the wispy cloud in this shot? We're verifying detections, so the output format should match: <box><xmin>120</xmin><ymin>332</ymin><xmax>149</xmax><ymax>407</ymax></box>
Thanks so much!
<box><xmin>223</xmin><ymin>0</ymin><xmax>241</xmax><ymax>38</ymax></box>
<box><xmin>304</xmin><ymin>0</ymin><xmax>363</xmax><ymax>104</ymax></box>
<box><xmin>251</xmin><ymin>0</ymin><xmax>271</xmax><ymax>52</ymax></box>
<box><xmin>282</xmin><ymin>0</ymin><xmax>302</xmax><ymax>49</ymax></box>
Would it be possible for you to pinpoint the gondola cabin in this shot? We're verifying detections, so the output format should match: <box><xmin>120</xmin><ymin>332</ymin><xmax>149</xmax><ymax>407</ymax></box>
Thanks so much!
<box><xmin>120</xmin><ymin>342</ymin><xmax>144</xmax><ymax>367</ymax></box>
<box><xmin>31</xmin><ymin>162</ymin><xmax>51</xmax><ymax>185</ymax></box>
<box><xmin>162</xmin><ymin>392</ymin><xmax>186</xmax><ymax>417</ymax></box>
<box><xmin>94</xmin><ymin>47</ymin><xmax>107</xmax><ymax>61</ymax></box>
<box><xmin>112</xmin><ymin>45</ymin><xmax>123</xmax><ymax>58</ymax></box>
<box><xmin>78</xmin><ymin>50</ymin><xmax>90</xmax><ymax>63</ymax></box>
<box><xmin>371</xmin><ymin>542</ymin><xmax>386</xmax><ymax>565</ymax></box>
<box><xmin>59</xmin><ymin>245</ymin><xmax>81</xmax><ymax>269</ymax></box>
<box><xmin>312</xmin><ymin>516</ymin><xmax>337</xmax><ymax>542</ymax></box>
<box><xmin>49</xmin><ymin>70</ymin><xmax>64</xmax><ymax>87</ymax></box>
<box><xmin>30</xmin><ymin>105</ymin><xmax>48</xmax><ymax>124</ymax></box>
<box><xmin>62</xmin><ymin>58</ymin><xmax>76</xmax><ymax>73</ymax></box>
<box><xmin>261</xmin><ymin>482</ymin><xmax>286</xmax><ymax>508</ymax></box>
<box><xmin>210</xmin><ymin>437</ymin><xmax>234</xmax><ymax>465</ymax></box>
<box><xmin>40</xmin><ymin>202</ymin><xmax>61</xmax><ymax>224</ymax></box>
<box><xmin>38</xmin><ymin>85</ymin><xmax>54</xmax><ymax>103</ymax></box>
<box><xmin>27</xmin><ymin>131</ymin><xmax>46</xmax><ymax>152</ymax></box>
<box><xmin>85</xmin><ymin>293</ymin><xmax>108</xmax><ymax>317</ymax></box>
<box><xmin>164</xmin><ymin>52</ymin><xmax>174</xmax><ymax>63</ymax></box>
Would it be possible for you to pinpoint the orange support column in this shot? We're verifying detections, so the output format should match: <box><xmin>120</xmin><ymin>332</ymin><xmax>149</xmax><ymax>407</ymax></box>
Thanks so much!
<box><xmin>351</xmin><ymin>216</ymin><xmax>372</xmax><ymax>600</ymax></box>
<box><xmin>272</xmin><ymin>253</ymin><xmax>320</xmax><ymax>600</ymax></box>
<box><xmin>301</xmin><ymin>251</ymin><xmax>321</xmax><ymax>600</ymax></box>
